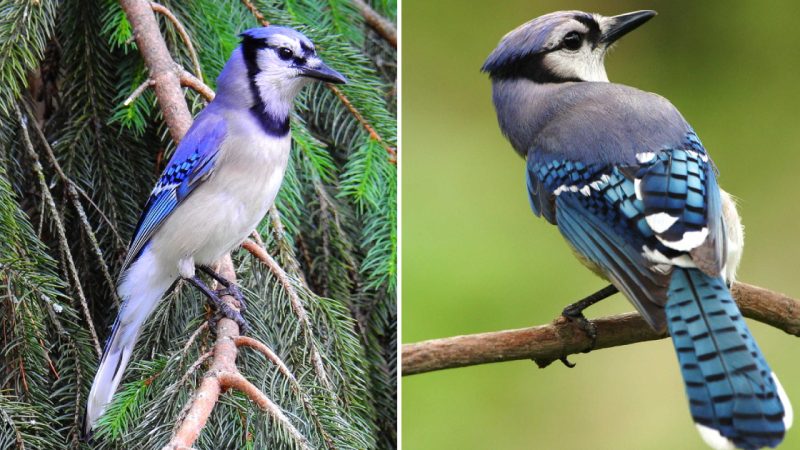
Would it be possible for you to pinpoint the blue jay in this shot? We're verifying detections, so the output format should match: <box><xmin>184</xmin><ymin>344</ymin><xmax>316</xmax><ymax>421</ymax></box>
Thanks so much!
<box><xmin>85</xmin><ymin>26</ymin><xmax>346</xmax><ymax>434</ymax></box>
<box><xmin>482</xmin><ymin>10</ymin><xmax>792</xmax><ymax>450</ymax></box>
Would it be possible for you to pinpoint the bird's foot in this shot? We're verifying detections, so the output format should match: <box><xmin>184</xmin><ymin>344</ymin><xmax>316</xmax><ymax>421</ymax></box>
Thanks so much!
<box><xmin>187</xmin><ymin>275</ymin><xmax>250</xmax><ymax>334</ymax></box>
<box><xmin>557</xmin><ymin>285</ymin><xmax>618</xmax><ymax>360</ymax></box>
<box><xmin>198</xmin><ymin>265</ymin><xmax>248</xmax><ymax>312</ymax></box>
<box><xmin>214</xmin><ymin>284</ymin><xmax>248</xmax><ymax>313</ymax></box>
<box><xmin>561</xmin><ymin>305</ymin><xmax>597</xmax><ymax>350</ymax></box>
<box><xmin>205</xmin><ymin>292</ymin><xmax>250</xmax><ymax>334</ymax></box>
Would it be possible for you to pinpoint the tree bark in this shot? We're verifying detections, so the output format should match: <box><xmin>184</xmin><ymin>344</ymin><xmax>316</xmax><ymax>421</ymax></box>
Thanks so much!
<box><xmin>402</xmin><ymin>281</ymin><xmax>800</xmax><ymax>376</ymax></box>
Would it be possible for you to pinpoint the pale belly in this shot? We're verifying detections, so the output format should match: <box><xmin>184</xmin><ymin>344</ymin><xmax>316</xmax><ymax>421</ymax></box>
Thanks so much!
<box><xmin>148</xmin><ymin>135</ymin><xmax>290</xmax><ymax>278</ymax></box>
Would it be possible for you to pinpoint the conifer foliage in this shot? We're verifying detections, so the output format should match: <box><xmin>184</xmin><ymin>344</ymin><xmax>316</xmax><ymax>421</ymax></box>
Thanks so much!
<box><xmin>0</xmin><ymin>0</ymin><xmax>396</xmax><ymax>448</ymax></box>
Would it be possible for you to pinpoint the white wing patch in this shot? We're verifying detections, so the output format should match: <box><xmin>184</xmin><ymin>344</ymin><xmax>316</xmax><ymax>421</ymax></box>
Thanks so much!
<box><xmin>657</xmin><ymin>227</ymin><xmax>709</xmax><ymax>252</ymax></box>
<box><xmin>645</xmin><ymin>212</ymin><xmax>679</xmax><ymax>234</ymax></box>
<box><xmin>636</xmin><ymin>151</ymin><xmax>656</xmax><ymax>164</ymax></box>
<box><xmin>695</xmin><ymin>424</ymin><xmax>735</xmax><ymax>450</ymax></box>
<box><xmin>642</xmin><ymin>245</ymin><xmax>695</xmax><ymax>270</ymax></box>
<box><xmin>554</xmin><ymin>174</ymin><xmax>610</xmax><ymax>198</ymax></box>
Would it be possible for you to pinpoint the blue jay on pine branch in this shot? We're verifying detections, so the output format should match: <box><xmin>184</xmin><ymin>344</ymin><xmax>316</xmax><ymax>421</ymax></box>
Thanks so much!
<box><xmin>84</xmin><ymin>26</ymin><xmax>346</xmax><ymax>434</ymax></box>
<box><xmin>482</xmin><ymin>10</ymin><xmax>792</xmax><ymax>450</ymax></box>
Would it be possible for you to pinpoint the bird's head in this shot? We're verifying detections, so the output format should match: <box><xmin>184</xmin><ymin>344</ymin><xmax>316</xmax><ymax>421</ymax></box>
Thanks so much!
<box><xmin>481</xmin><ymin>10</ymin><xmax>656</xmax><ymax>83</ymax></box>
<box><xmin>215</xmin><ymin>26</ymin><xmax>347</xmax><ymax>130</ymax></box>
<box><xmin>233</xmin><ymin>26</ymin><xmax>347</xmax><ymax>104</ymax></box>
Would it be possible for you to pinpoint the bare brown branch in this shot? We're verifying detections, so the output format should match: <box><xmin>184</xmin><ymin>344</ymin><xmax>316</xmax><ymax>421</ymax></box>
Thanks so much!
<box><xmin>351</xmin><ymin>0</ymin><xmax>396</xmax><ymax>48</ymax></box>
<box><xmin>402</xmin><ymin>281</ymin><xmax>800</xmax><ymax>376</ymax></box>
<box><xmin>150</xmin><ymin>2</ymin><xmax>203</xmax><ymax>80</ymax></box>
<box><xmin>123</xmin><ymin>78</ymin><xmax>155</xmax><ymax>106</ymax></box>
<box><xmin>120</xmin><ymin>0</ymin><xmax>193</xmax><ymax>141</ymax></box>
<box><xmin>179</xmin><ymin>70</ymin><xmax>215</xmax><ymax>102</ymax></box>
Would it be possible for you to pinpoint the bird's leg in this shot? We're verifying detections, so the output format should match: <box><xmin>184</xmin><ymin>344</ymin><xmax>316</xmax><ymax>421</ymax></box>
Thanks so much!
<box><xmin>186</xmin><ymin>275</ymin><xmax>249</xmax><ymax>333</ymax></box>
<box><xmin>558</xmin><ymin>284</ymin><xmax>618</xmax><ymax>366</ymax></box>
<box><xmin>197</xmin><ymin>265</ymin><xmax>247</xmax><ymax>313</ymax></box>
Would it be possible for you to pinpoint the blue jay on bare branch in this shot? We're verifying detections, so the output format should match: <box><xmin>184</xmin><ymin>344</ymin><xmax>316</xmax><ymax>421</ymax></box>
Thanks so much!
<box><xmin>483</xmin><ymin>10</ymin><xmax>791</xmax><ymax>449</ymax></box>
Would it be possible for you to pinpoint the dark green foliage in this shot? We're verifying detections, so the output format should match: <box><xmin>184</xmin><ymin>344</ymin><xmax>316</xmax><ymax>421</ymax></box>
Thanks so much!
<box><xmin>0</xmin><ymin>0</ymin><xmax>396</xmax><ymax>448</ymax></box>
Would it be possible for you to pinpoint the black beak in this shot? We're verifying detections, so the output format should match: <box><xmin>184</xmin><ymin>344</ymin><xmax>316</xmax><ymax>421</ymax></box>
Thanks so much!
<box><xmin>301</xmin><ymin>61</ymin><xmax>348</xmax><ymax>84</ymax></box>
<box><xmin>601</xmin><ymin>10</ymin><xmax>656</xmax><ymax>45</ymax></box>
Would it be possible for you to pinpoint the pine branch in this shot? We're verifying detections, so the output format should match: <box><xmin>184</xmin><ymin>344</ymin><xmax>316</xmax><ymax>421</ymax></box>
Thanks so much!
<box><xmin>241</xmin><ymin>239</ymin><xmax>332</xmax><ymax>390</ymax></box>
<box><xmin>402</xmin><ymin>281</ymin><xmax>800</xmax><ymax>375</ymax></box>
<box><xmin>15</xmin><ymin>104</ymin><xmax>103</xmax><ymax>356</ymax></box>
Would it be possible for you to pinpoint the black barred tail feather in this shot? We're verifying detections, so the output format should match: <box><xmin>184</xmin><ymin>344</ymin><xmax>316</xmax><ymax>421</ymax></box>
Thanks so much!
<box><xmin>666</xmin><ymin>268</ymin><xmax>792</xmax><ymax>449</ymax></box>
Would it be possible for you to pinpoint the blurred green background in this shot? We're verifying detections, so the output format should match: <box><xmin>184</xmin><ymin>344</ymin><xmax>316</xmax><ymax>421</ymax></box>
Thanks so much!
<box><xmin>401</xmin><ymin>1</ymin><xmax>800</xmax><ymax>449</ymax></box>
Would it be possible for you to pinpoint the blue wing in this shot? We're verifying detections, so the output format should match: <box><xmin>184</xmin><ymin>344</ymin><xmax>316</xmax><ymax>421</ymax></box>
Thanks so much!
<box><xmin>120</xmin><ymin>113</ymin><xmax>227</xmax><ymax>273</ymax></box>
<box><xmin>527</xmin><ymin>131</ymin><xmax>725</xmax><ymax>330</ymax></box>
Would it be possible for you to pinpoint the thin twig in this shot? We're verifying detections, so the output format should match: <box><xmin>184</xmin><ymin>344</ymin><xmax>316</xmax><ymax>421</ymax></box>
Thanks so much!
<box><xmin>402</xmin><ymin>281</ymin><xmax>800</xmax><ymax>376</ymax></box>
<box><xmin>327</xmin><ymin>84</ymin><xmax>397</xmax><ymax>163</ymax></box>
<box><xmin>123</xmin><ymin>79</ymin><xmax>155</xmax><ymax>106</ymax></box>
<box><xmin>71</xmin><ymin>182</ymin><xmax>127</xmax><ymax>248</ymax></box>
<box><xmin>234</xmin><ymin>336</ymin><xmax>295</xmax><ymax>382</ymax></box>
<box><xmin>240</xmin><ymin>0</ymin><xmax>269</xmax><ymax>26</ymax></box>
<box><xmin>351</xmin><ymin>0</ymin><xmax>396</xmax><ymax>48</ymax></box>
<box><xmin>150</xmin><ymin>2</ymin><xmax>203</xmax><ymax>80</ymax></box>
<box><xmin>182</xmin><ymin>322</ymin><xmax>209</xmax><ymax>354</ymax></box>
<box><xmin>179</xmin><ymin>70</ymin><xmax>215</xmax><ymax>102</ymax></box>
<box><xmin>175</xmin><ymin>350</ymin><xmax>213</xmax><ymax>389</ymax></box>
<box><xmin>121</xmin><ymin>0</ymin><xmax>193</xmax><ymax>142</ymax></box>
<box><xmin>15</xmin><ymin>105</ymin><xmax>103</xmax><ymax>356</ymax></box>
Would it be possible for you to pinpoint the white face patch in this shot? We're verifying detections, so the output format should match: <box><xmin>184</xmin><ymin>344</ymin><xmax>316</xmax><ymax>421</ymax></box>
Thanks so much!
<box><xmin>251</xmin><ymin>36</ymin><xmax>313</xmax><ymax>117</ymax></box>
<box><xmin>543</xmin><ymin>44</ymin><xmax>609</xmax><ymax>82</ymax></box>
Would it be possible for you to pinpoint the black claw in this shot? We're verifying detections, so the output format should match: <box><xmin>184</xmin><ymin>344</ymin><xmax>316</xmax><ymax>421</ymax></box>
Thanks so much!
<box><xmin>559</xmin><ymin>356</ymin><xmax>577</xmax><ymax>368</ymax></box>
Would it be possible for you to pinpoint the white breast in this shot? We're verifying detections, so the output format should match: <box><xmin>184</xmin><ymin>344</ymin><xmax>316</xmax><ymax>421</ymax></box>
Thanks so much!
<box><xmin>149</xmin><ymin>110</ymin><xmax>291</xmax><ymax>277</ymax></box>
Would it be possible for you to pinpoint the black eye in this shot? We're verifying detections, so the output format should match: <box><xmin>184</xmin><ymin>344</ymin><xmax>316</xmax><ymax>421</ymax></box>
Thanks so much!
<box><xmin>278</xmin><ymin>47</ymin><xmax>293</xmax><ymax>60</ymax></box>
<box><xmin>563</xmin><ymin>31</ymin><xmax>582</xmax><ymax>51</ymax></box>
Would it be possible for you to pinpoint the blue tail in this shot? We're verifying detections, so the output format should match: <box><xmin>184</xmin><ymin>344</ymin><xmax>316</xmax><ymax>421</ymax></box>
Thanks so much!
<box><xmin>666</xmin><ymin>268</ymin><xmax>791</xmax><ymax>449</ymax></box>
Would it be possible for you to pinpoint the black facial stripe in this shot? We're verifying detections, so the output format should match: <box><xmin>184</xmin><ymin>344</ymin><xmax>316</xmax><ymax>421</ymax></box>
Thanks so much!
<box><xmin>572</xmin><ymin>15</ymin><xmax>600</xmax><ymax>32</ymax></box>
<box><xmin>487</xmin><ymin>53</ymin><xmax>582</xmax><ymax>83</ymax></box>
<box><xmin>300</xmin><ymin>41</ymin><xmax>313</xmax><ymax>54</ymax></box>
<box><xmin>570</xmin><ymin>16</ymin><xmax>602</xmax><ymax>49</ymax></box>
<box><xmin>240</xmin><ymin>36</ymin><xmax>291</xmax><ymax>137</ymax></box>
